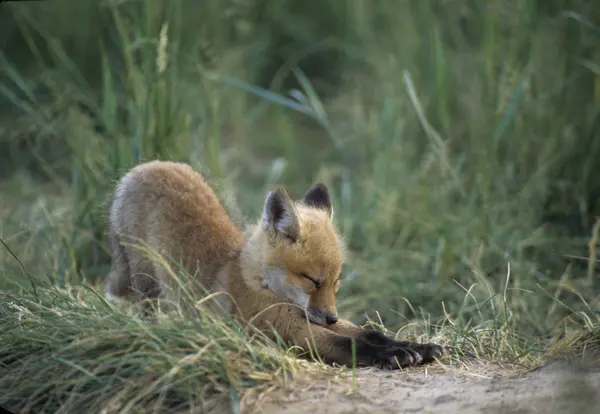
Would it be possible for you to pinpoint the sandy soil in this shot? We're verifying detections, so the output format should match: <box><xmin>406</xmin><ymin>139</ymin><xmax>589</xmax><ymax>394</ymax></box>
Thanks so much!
<box><xmin>235</xmin><ymin>359</ymin><xmax>600</xmax><ymax>414</ymax></box>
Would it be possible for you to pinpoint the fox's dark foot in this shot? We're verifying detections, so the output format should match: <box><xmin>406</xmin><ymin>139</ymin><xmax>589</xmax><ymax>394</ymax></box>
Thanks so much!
<box><xmin>361</xmin><ymin>329</ymin><xmax>445</xmax><ymax>369</ymax></box>
<box><xmin>331</xmin><ymin>328</ymin><xmax>445</xmax><ymax>370</ymax></box>
<box><xmin>404</xmin><ymin>341</ymin><xmax>445</xmax><ymax>364</ymax></box>
<box><xmin>368</xmin><ymin>341</ymin><xmax>444</xmax><ymax>370</ymax></box>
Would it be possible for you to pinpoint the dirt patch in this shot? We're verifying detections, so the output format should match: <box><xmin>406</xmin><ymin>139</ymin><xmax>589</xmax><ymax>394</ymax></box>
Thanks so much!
<box><xmin>240</xmin><ymin>360</ymin><xmax>600</xmax><ymax>414</ymax></box>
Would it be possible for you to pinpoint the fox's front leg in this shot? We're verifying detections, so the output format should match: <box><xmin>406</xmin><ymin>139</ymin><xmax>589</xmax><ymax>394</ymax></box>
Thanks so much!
<box><xmin>326</xmin><ymin>318</ymin><xmax>445</xmax><ymax>367</ymax></box>
<box><xmin>282</xmin><ymin>316</ymin><xmax>442</xmax><ymax>369</ymax></box>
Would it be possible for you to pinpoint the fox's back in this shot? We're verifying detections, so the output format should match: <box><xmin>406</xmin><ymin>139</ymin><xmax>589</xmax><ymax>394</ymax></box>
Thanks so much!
<box><xmin>112</xmin><ymin>160</ymin><xmax>243</xmax><ymax>277</ymax></box>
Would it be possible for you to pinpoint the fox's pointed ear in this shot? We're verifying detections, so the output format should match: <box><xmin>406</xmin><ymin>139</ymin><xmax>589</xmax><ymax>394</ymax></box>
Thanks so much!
<box><xmin>262</xmin><ymin>187</ymin><xmax>301</xmax><ymax>242</ymax></box>
<box><xmin>303</xmin><ymin>183</ymin><xmax>333</xmax><ymax>219</ymax></box>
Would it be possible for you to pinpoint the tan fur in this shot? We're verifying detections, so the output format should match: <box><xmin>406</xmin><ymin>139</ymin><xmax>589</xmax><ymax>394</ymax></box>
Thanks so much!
<box><xmin>106</xmin><ymin>160</ymin><xmax>444</xmax><ymax>369</ymax></box>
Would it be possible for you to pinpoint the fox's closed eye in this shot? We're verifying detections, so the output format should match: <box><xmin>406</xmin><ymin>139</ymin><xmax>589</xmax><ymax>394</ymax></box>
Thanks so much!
<box><xmin>301</xmin><ymin>273</ymin><xmax>321</xmax><ymax>288</ymax></box>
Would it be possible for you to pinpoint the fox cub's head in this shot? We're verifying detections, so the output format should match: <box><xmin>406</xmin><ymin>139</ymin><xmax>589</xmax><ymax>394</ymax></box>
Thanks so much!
<box><xmin>259</xmin><ymin>183</ymin><xmax>345</xmax><ymax>326</ymax></box>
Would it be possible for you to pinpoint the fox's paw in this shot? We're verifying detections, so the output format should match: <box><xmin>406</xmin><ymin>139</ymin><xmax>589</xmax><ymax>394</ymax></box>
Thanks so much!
<box><xmin>374</xmin><ymin>342</ymin><xmax>444</xmax><ymax>370</ymax></box>
<box><xmin>359</xmin><ymin>330</ymin><xmax>445</xmax><ymax>369</ymax></box>
<box><xmin>407</xmin><ymin>342</ymin><xmax>445</xmax><ymax>364</ymax></box>
<box><xmin>373</xmin><ymin>345</ymin><xmax>424</xmax><ymax>369</ymax></box>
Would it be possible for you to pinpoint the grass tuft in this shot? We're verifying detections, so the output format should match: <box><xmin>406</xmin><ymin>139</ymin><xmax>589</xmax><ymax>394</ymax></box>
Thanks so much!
<box><xmin>546</xmin><ymin>325</ymin><xmax>600</xmax><ymax>368</ymax></box>
<box><xmin>0</xmin><ymin>283</ymin><xmax>298</xmax><ymax>414</ymax></box>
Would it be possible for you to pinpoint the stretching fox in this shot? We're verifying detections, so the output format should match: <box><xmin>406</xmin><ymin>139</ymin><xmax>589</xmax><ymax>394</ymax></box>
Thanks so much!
<box><xmin>106</xmin><ymin>160</ymin><xmax>444</xmax><ymax>369</ymax></box>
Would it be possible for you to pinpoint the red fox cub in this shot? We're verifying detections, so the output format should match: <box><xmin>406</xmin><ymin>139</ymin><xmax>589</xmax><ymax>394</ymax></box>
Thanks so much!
<box><xmin>106</xmin><ymin>160</ymin><xmax>444</xmax><ymax>369</ymax></box>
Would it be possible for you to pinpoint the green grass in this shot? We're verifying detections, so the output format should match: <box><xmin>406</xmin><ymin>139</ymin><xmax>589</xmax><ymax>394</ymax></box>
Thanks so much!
<box><xmin>0</xmin><ymin>283</ymin><xmax>298</xmax><ymax>413</ymax></box>
<box><xmin>1</xmin><ymin>0</ymin><xmax>600</xmax><ymax>412</ymax></box>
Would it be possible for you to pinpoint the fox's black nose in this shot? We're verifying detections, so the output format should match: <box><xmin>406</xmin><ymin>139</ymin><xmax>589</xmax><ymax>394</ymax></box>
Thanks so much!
<box><xmin>325</xmin><ymin>313</ymin><xmax>338</xmax><ymax>325</ymax></box>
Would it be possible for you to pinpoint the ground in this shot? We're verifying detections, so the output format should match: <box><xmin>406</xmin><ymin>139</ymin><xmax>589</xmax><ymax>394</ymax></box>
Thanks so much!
<box><xmin>234</xmin><ymin>360</ymin><xmax>600</xmax><ymax>414</ymax></box>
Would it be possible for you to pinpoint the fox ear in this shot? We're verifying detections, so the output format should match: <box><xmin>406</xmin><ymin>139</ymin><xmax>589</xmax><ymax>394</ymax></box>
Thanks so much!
<box><xmin>262</xmin><ymin>187</ymin><xmax>301</xmax><ymax>242</ymax></box>
<box><xmin>303</xmin><ymin>183</ymin><xmax>333</xmax><ymax>219</ymax></box>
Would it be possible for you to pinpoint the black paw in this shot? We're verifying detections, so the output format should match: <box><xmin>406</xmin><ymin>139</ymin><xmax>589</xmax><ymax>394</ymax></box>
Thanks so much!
<box><xmin>408</xmin><ymin>342</ymin><xmax>445</xmax><ymax>363</ymax></box>
<box><xmin>359</xmin><ymin>330</ymin><xmax>445</xmax><ymax>369</ymax></box>
<box><xmin>375</xmin><ymin>342</ymin><xmax>444</xmax><ymax>370</ymax></box>
<box><xmin>372</xmin><ymin>344</ymin><xmax>423</xmax><ymax>369</ymax></box>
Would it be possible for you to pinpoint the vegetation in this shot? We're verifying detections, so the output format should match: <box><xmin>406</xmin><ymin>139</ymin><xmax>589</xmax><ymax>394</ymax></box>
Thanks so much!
<box><xmin>1</xmin><ymin>0</ymin><xmax>599</xmax><ymax>412</ymax></box>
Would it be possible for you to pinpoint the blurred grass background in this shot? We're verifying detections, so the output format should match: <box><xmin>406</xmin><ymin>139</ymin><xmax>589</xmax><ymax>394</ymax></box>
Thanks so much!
<box><xmin>1</xmin><ymin>0</ymin><xmax>600</xmax><ymax>358</ymax></box>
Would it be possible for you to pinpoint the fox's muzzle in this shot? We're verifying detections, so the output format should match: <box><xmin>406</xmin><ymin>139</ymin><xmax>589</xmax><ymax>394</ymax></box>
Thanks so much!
<box><xmin>302</xmin><ymin>307</ymin><xmax>338</xmax><ymax>325</ymax></box>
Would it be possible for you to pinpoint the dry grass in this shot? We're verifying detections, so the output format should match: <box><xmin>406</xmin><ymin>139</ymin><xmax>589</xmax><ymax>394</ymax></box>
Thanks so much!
<box><xmin>0</xmin><ymin>283</ymin><xmax>297</xmax><ymax>413</ymax></box>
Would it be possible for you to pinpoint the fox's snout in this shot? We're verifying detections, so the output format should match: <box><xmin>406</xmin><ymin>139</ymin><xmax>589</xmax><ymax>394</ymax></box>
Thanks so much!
<box><xmin>305</xmin><ymin>307</ymin><xmax>338</xmax><ymax>325</ymax></box>
<box><xmin>324</xmin><ymin>312</ymin><xmax>338</xmax><ymax>325</ymax></box>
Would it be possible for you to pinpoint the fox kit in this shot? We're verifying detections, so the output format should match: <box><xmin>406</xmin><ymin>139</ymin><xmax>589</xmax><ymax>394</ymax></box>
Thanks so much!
<box><xmin>106</xmin><ymin>160</ymin><xmax>444</xmax><ymax>369</ymax></box>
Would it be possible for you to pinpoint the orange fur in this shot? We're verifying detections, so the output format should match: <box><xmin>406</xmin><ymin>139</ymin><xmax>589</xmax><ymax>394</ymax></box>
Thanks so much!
<box><xmin>106</xmin><ymin>160</ymin><xmax>444</xmax><ymax>369</ymax></box>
